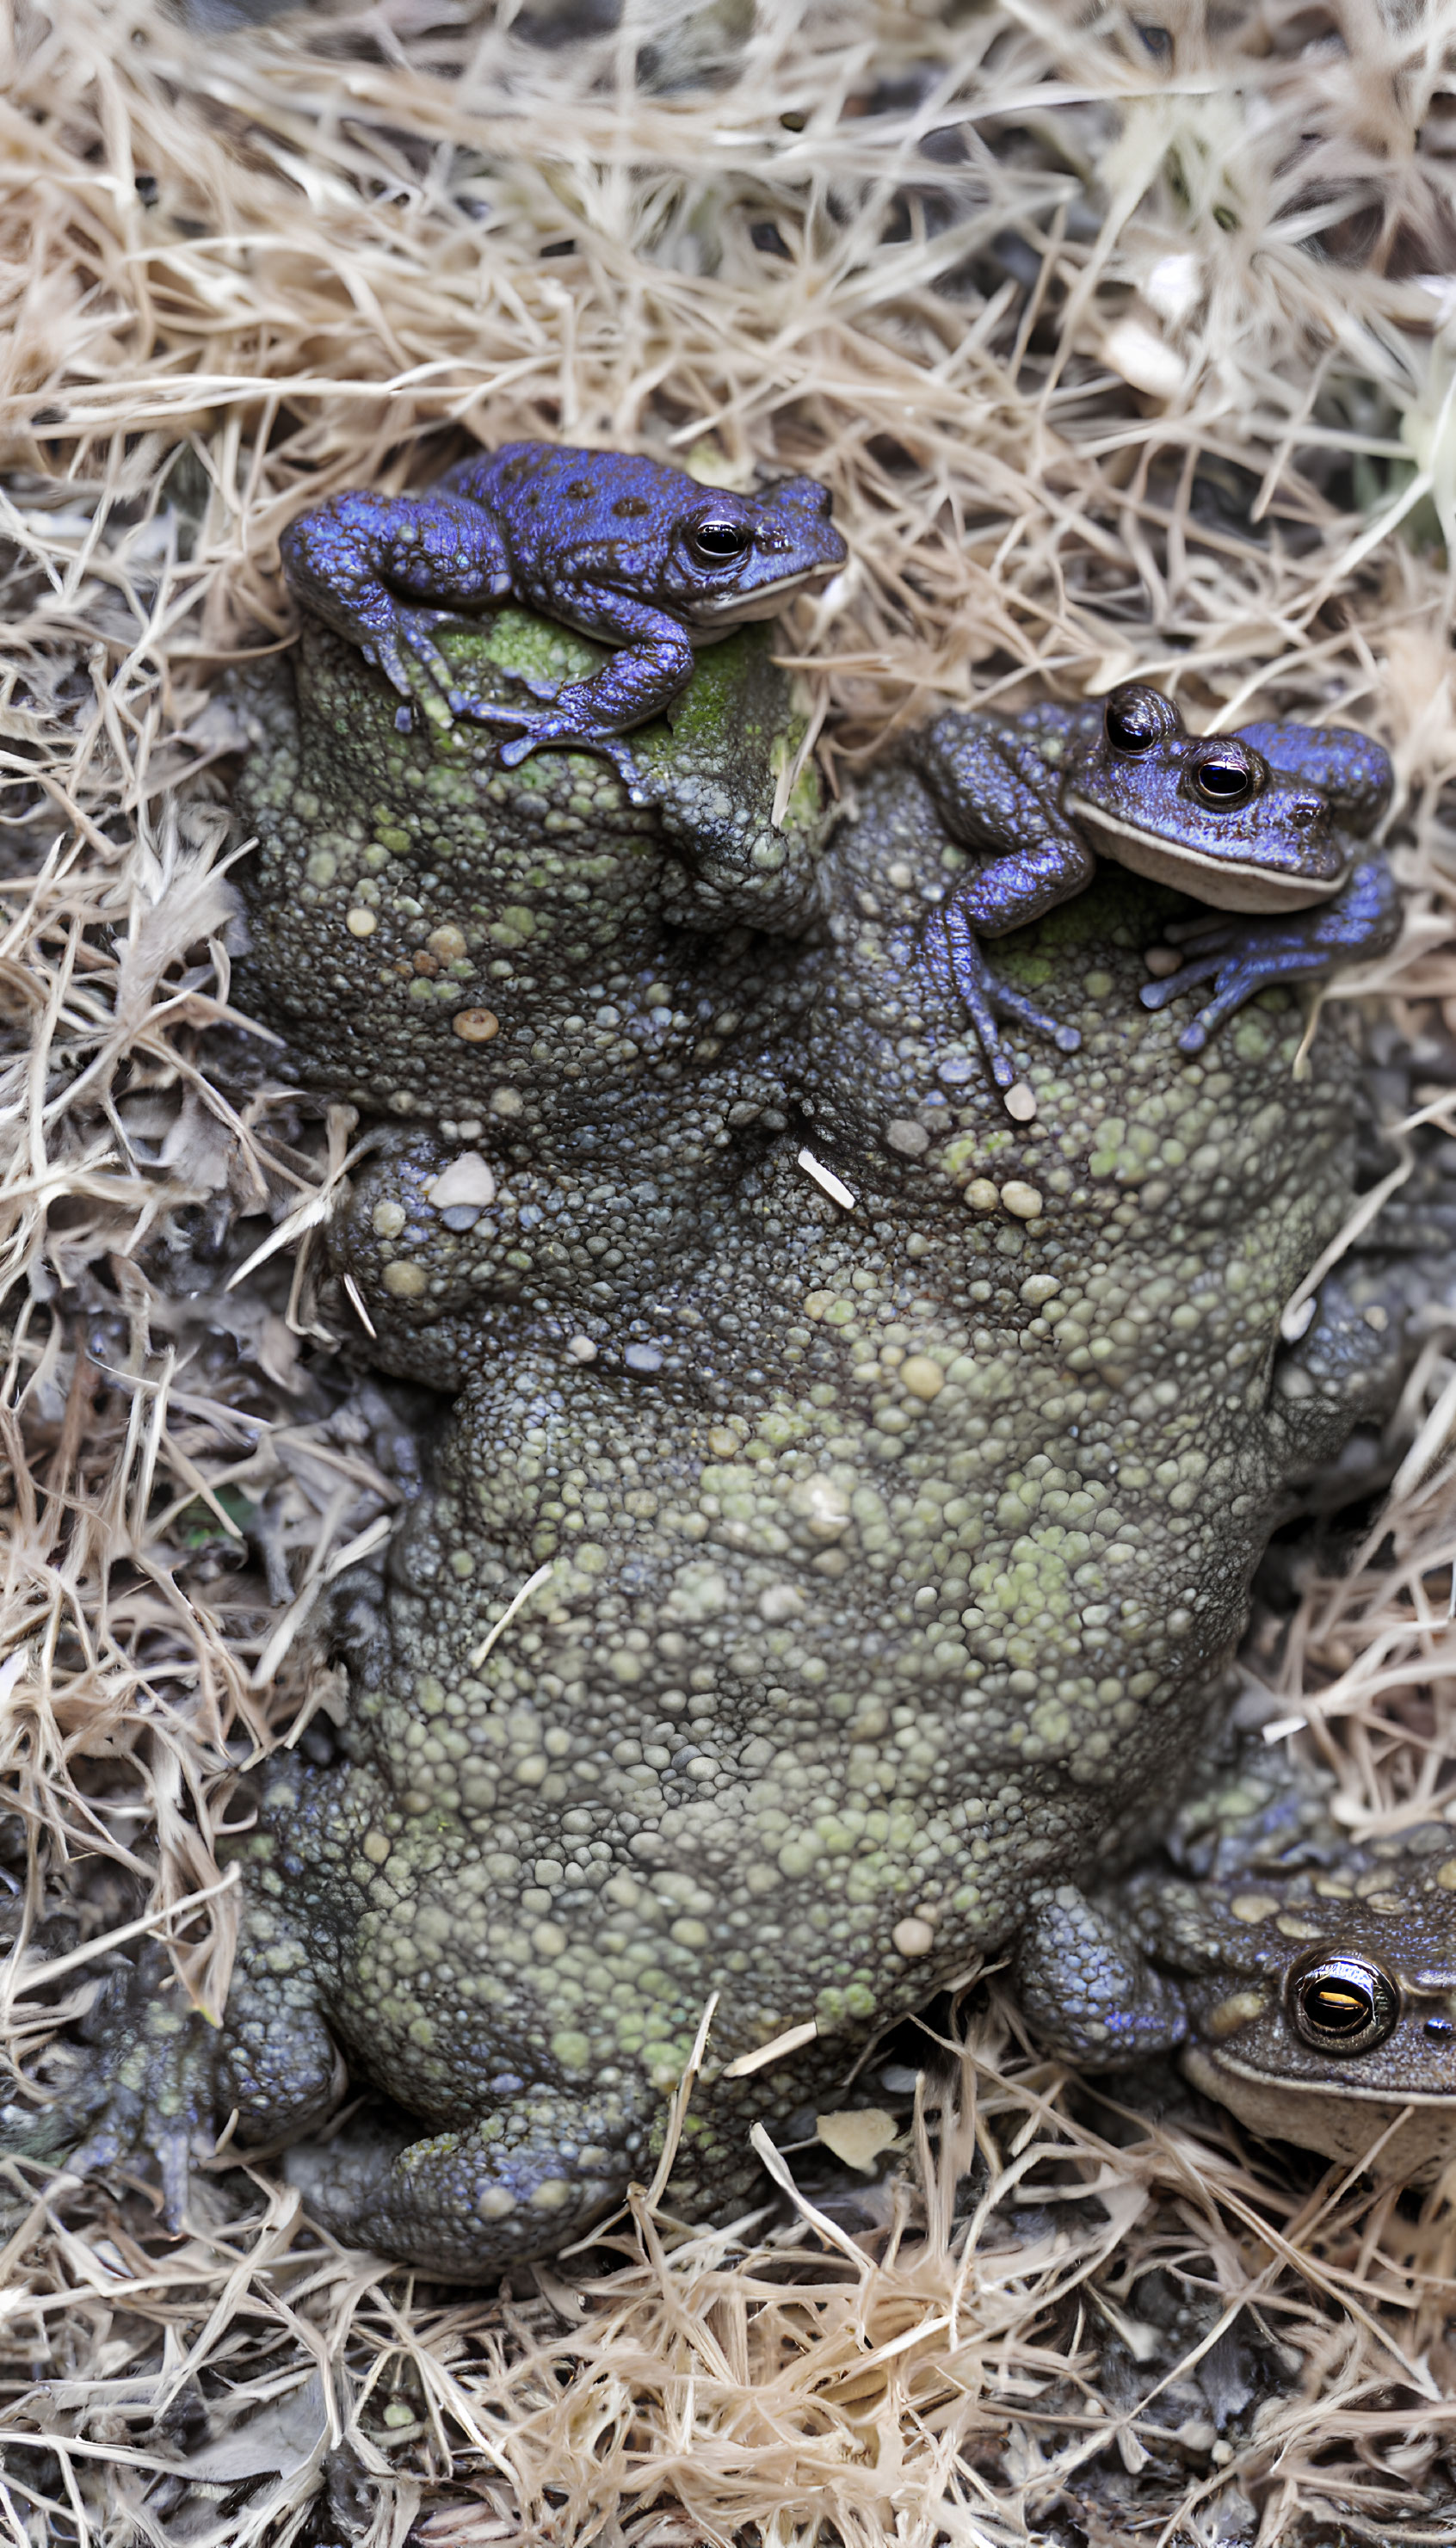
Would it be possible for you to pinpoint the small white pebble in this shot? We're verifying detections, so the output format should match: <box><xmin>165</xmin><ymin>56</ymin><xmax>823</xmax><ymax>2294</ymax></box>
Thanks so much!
<box><xmin>1104</xmin><ymin>314</ymin><xmax>1185</xmax><ymax>398</ymax></box>
<box><xmin>1003</xmin><ymin>1081</ymin><xmax>1037</xmax><ymax>1122</ymax></box>
<box><xmin>426</xmin><ymin>1151</ymin><xmax>497</xmax><ymax>1209</ymax></box>
<box><xmin>797</xmin><ymin>1147</ymin><xmax>856</xmax><ymax>1211</ymax></box>
<box><xmin>1144</xmin><ymin>945</ymin><xmax>1182</xmax><ymax>978</ymax></box>
<box><xmin>344</xmin><ymin>908</ymin><xmax>377</xmax><ymax>937</ymax></box>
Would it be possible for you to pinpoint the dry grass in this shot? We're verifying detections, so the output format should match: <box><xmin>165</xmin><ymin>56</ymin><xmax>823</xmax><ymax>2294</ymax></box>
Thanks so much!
<box><xmin>2</xmin><ymin>0</ymin><xmax>1456</xmax><ymax>2539</ymax></box>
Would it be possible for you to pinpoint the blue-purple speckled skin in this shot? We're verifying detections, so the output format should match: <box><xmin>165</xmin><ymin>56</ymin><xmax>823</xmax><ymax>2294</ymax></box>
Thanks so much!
<box><xmin>913</xmin><ymin>688</ymin><xmax>1400</xmax><ymax>1086</ymax></box>
<box><xmin>279</xmin><ymin>439</ymin><xmax>846</xmax><ymax>768</ymax></box>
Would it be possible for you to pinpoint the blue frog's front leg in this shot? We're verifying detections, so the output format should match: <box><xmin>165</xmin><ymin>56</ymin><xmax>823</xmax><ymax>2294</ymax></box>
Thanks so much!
<box><xmin>913</xmin><ymin>706</ymin><xmax>1101</xmax><ymax>1091</ymax></box>
<box><xmin>1139</xmin><ymin>721</ymin><xmax>1399</xmax><ymax>1053</ymax></box>
<box><xmin>1140</xmin><ymin>857</ymin><xmax>1402</xmax><ymax>1052</ymax></box>
<box><xmin>458</xmin><ymin>585</ymin><xmax>695</xmax><ymax>770</ymax></box>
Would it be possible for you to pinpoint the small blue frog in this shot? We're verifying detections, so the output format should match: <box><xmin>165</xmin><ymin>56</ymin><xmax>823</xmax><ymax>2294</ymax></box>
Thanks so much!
<box><xmin>911</xmin><ymin>684</ymin><xmax>1400</xmax><ymax>1093</ymax></box>
<box><xmin>279</xmin><ymin>440</ymin><xmax>846</xmax><ymax>770</ymax></box>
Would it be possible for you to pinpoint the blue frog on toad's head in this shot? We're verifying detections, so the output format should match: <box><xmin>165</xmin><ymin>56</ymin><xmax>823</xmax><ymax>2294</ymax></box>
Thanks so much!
<box><xmin>279</xmin><ymin>439</ymin><xmax>847</xmax><ymax>774</ymax></box>
<box><xmin>910</xmin><ymin>682</ymin><xmax>1401</xmax><ymax>1100</ymax></box>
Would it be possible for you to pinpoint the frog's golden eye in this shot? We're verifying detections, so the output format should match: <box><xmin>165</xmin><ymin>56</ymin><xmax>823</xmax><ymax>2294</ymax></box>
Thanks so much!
<box><xmin>689</xmin><ymin>518</ymin><xmax>752</xmax><ymax>563</ymax></box>
<box><xmin>1103</xmin><ymin>683</ymin><xmax>1179</xmax><ymax>755</ymax></box>
<box><xmin>1288</xmin><ymin>1952</ymin><xmax>1399</xmax><ymax>2057</ymax></box>
<box><xmin>1187</xmin><ymin>744</ymin><xmax>1260</xmax><ymax>811</ymax></box>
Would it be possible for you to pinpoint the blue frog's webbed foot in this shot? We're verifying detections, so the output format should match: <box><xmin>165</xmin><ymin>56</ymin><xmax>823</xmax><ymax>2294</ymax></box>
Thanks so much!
<box><xmin>367</xmin><ymin>604</ymin><xmax>467</xmax><ymax>702</ymax></box>
<box><xmin>1138</xmin><ymin>925</ymin><xmax>1264</xmax><ymax>1056</ymax></box>
<box><xmin>1138</xmin><ymin>857</ymin><xmax>1402</xmax><ymax>1056</ymax></box>
<box><xmin>466</xmin><ymin>701</ymin><xmax>649</xmax><ymax>789</ymax></box>
<box><xmin>935</xmin><ymin>904</ymin><xmax>1081</xmax><ymax>1095</ymax></box>
<box><xmin>451</xmin><ymin>658</ymin><xmax>565</xmax><ymax>713</ymax></box>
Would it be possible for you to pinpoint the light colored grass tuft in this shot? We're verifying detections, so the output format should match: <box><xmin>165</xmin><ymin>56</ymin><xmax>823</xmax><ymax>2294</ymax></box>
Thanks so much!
<box><xmin>2</xmin><ymin>1</ymin><xmax>1456</xmax><ymax>2539</ymax></box>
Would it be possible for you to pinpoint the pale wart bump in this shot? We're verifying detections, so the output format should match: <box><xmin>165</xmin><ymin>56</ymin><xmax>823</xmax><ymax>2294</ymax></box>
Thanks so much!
<box><xmin>453</xmin><ymin>1007</ymin><xmax>499</xmax><ymax>1041</ymax></box>
<box><xmin>529</xmin><ymin>2179</ymin><xmax>573</xmax><ymax>2212</ymax></box>
<box><xmin>788</xmin><ymin>1478</ymin><xmax>850</xmax><ymax>1540</ymax></box>
<box><xmin>1021</xmin><ymin>1274</ymin><xmax>1060</xmax><ymax>1305</ymax></box>
<box><xmin>885</xmin><ymin>1120</ymin><xmax>929</xmax><ymax>1156</ymax></box>
<box><xmin>345</xmin><ymin>907</ymin><xmax>377</xmax><ymax>936</ymax></box>
<box><xmin>892</xmin><ymin>1917</ymin><xmax>935</xmax><ymax>1958</ymax></box>
<box><xmin>1230</xmin><ymin>1894</ymin><xmax>1280</xmax><ymax>1922</ymax></box>
<box><xmin>899</xmin><ymin>1356</ymin><xmax>944</xmax><ymax>1402</ymax></box>
<box><xmin>758</xmin><ymin>1584</ymin><xmax>805</xmax><ymax>1621</ymax></box>
<box><xmin>477</xmin><ymin>2187</ymin><xmax>515</xmax><ymax>2218</ymax></box>
<box><xmin>1208</xmin><ymin>1990</ymin><xmax>1266</xmax><ymax>2037</ymax></box>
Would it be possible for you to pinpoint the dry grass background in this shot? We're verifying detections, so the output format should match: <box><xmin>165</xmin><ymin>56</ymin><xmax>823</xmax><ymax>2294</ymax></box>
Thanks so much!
<box><xmin>3</xmin><ymin>0</ymin><xmax>1456</xmax><ymax>2539</ymax></box>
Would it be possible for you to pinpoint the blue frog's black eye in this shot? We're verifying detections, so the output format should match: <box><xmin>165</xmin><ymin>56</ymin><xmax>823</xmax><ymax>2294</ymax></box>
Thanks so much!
<box><xmin>1104</xmin><ymin>684</ymin><xmax>1176</xmax><ymax>756</ymax></box>
<box><xmin>1290</xmin><ymin>1953</ymin><xmax>1398</xmax><ymax>2056</ymax></box>
<box><xmin>1188</xmin><ymin>745</ymin><xmax>1259</xmax><ymax>810</ymax></box>
<box><xmin>690</xmin><ymin>519</ymin><xmax>752</xmax><ymax>562</ymax></box>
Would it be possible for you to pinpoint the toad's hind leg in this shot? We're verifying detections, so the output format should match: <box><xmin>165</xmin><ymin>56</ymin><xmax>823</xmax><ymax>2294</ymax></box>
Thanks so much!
<box><xmin>283</xmin><ymin>2079</ymin><xmax>654</xmax><ymax>2277</ymax></box>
